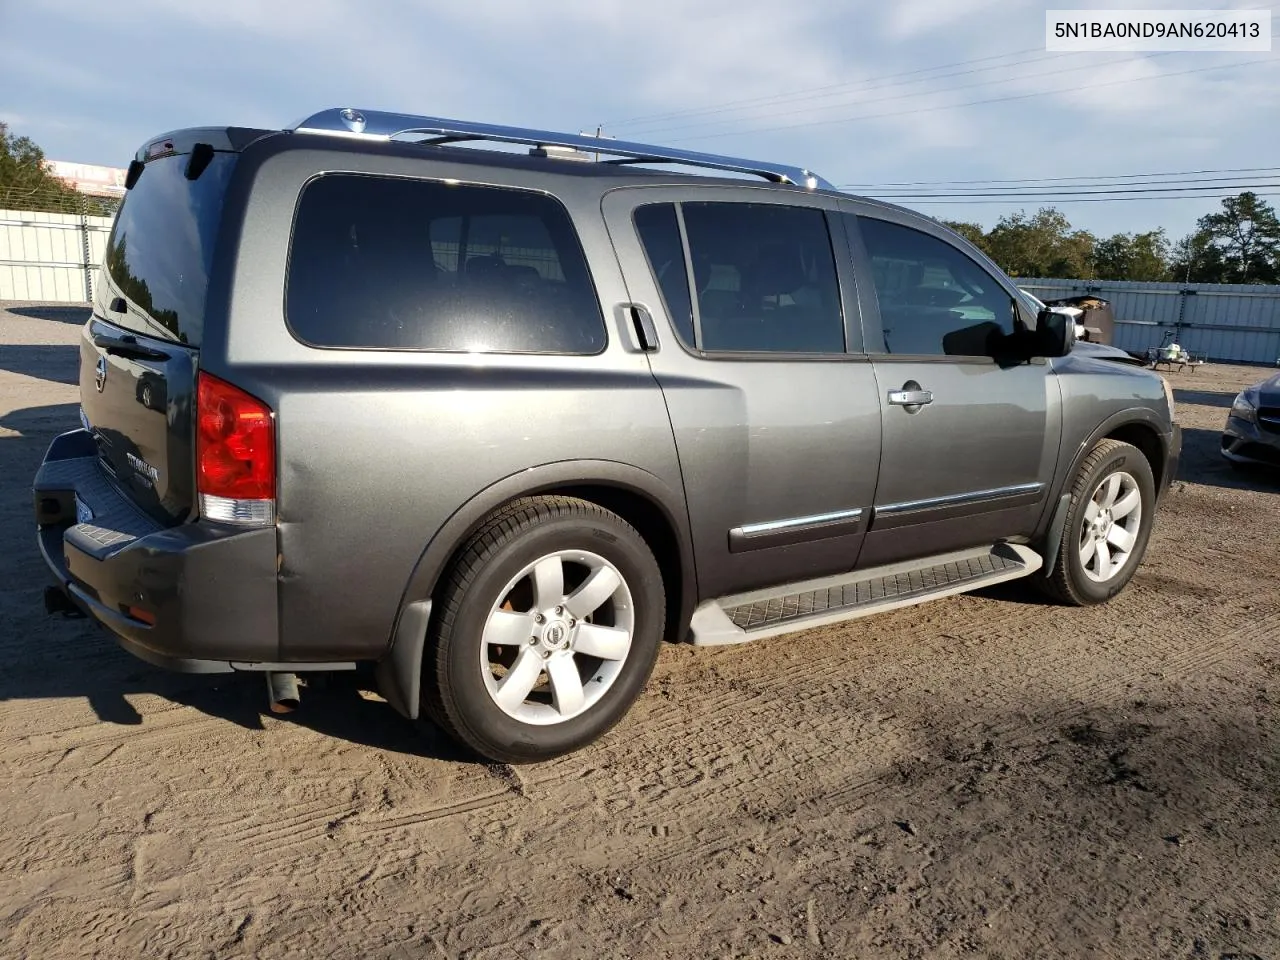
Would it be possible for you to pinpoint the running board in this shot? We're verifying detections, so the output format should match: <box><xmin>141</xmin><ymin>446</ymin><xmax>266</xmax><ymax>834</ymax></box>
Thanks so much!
<box><xmin>689</xmin><ymin>543</ymin><xmax>1042</xmax><ymax>646</ymax></box>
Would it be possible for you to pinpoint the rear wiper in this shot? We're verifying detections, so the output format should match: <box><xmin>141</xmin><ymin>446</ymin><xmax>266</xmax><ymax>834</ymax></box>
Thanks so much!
<box><xmin>92</xmin><ymin>332</ymin><xmax>168</xmax><ymax>362</ymax></box>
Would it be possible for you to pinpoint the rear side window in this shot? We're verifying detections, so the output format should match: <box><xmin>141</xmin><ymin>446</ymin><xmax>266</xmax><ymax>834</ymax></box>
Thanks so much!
<box><xmin>286</xmin><ymin>175</ymin><xmax>605</xmax><ymax>354</ymax></box>
<box><xmin>102</xmin><ymin>151</ymin><xmax>237</xmax><ymax>346</ymax></box>
<box><xmin>679</xmin><ymin>203</ymin><xmax>844</xmax><ymax>353</ymax></box>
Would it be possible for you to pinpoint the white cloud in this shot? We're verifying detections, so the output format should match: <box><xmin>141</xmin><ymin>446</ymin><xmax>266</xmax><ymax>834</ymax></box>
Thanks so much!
<box><xmin>879</xmin><ymin>0</ymin><xmax>1020</xmax><ymax>40</ymax></box>
<box><xmin>3</xmin><ymin>0</ymin><xmax>1277</xmax><ymax>239</ymax></box>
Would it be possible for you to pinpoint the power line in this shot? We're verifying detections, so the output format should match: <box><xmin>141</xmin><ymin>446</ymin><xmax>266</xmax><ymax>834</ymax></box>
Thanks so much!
<box><xmin>839</xmin><ymin>166</ymin><xmax>1280</xmax><ymax>189</ymax></box>
<box><xmin>631</xmin><ymin>51</ymin><xmax>1178</xmax><ymax>139</ymax></box>
<box><xmin>868</xmin><ymin>183</ymin><xmax>1280</xmax><ymax>200</ymax></box>
<box><xmin>868</xmin><ymin>175</ymin><xmax>1280</xmax><ymax>195</ymax></box>
<box><xmin>605</xmin><ymin>46</ymin><xmax>1046</xmax><ymax>128</ymax></box>
<box><xmin>669</xmin><ymin>57</ymin><xmax>1275</xmax><ymax>142</ymax></box>
<box><xmin>607</xmin><ymin>39</ymin><xmax>1161</xmax><ymax>132</ymax></box>
<box><xmin>613</xmin><ymin>49</ymin><xmax>1100</xmax><ymax>133</ymax></box>
<box><xmin>898</xmin><ymin>192</ymin><xmax>1280</xmax><ymax>205</ymax></box>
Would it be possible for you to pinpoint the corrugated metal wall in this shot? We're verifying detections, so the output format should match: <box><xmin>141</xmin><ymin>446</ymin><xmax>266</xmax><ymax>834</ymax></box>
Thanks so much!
<box><xmin>0</xmin><ymin>208</ymin><xmax>112</xmax><ymax>303</ymax></box>
<box><xmin>1017</xmin><ymin>277</ymin><xmax>1280</xmax><ymax>365</ymax></box>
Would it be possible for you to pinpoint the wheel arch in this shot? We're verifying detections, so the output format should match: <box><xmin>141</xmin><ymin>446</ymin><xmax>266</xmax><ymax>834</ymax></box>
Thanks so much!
<box><xmin>409</xmin><ymin>460</ymin><xmax>694</xmax><ymax>632</ymax></box>
<box><xmin>376</xmin><ymin>460</ymin><xmax>697</xmax><ymax>717</ymax></box>
<box><xmin>1040</xmin><ymin>409</ymin><xmax>1170</xmax><ymax>577</ymax></box>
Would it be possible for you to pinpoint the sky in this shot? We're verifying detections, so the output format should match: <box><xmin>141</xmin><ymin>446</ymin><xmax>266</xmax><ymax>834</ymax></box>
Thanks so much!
<box><xmin>1</xmin><ymin>0</ymin><xmax>1277</xmax><ymax>244</ymax></box>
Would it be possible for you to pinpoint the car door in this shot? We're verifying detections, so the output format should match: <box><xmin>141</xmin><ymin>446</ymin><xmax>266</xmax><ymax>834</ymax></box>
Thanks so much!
<box><xmin>602</xmin><ymin>186</ymin><xmax>882</xmax><ymax>600</ymax></box>
<box><xmin>840</xmin><ymin>205</ymin><xmax>1062</xmax><ymax>568</ymax></box>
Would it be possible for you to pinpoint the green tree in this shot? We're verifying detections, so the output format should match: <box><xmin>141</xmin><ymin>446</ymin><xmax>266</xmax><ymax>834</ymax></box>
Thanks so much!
<box><xmin>1093</xmin><ymin>229</ymin><xmax>1170</xmax><ymax>281</ymax></box>
<box><xmin>1171</xmin><ymin>192</ymin><xmax>1280</xmax><ymax>284</ymax></box>
<box><xmin>941</xmin><ymin>219</ymin><xmax>989</xmax><ymax>251</ymax></box>
<box><xmin>982</xmin><ymin>207</ymin><xmax>1095</xmax><ymax>279</ymax></box>
<box><xmin>0</xmin><ymin>123</ymin><xmax>89</xmax><ymax>213</ymax></box>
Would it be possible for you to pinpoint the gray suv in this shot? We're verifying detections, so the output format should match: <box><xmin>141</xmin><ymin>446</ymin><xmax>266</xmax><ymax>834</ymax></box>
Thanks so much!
<box><xmin>34</xmin><ymin>108</ymin><xmax>1181</xmax><ymax>763</ymax></box>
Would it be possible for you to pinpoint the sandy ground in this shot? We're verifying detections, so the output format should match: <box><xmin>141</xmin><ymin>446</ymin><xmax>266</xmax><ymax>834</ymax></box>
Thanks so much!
<box><xmin>1</xmin><ymin>300</ymin><xmax>1277</xmax><ymax>960</ymax></box>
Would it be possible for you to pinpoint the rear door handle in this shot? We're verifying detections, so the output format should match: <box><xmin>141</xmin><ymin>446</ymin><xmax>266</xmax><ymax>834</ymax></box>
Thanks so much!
<box><xmin>621</xmin><ymin>303</ymin><xmax>659</xmax><ymax>352</ymax></box>
<box><xmin>888</xmin><ymin>389</ymin><xmax>933</xmax><ymax>406</ymax></box>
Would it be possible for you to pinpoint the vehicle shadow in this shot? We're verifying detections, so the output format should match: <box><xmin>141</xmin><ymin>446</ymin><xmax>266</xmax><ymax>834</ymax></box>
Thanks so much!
<box><xmin>0</xmin><ymin>399</ymin><xmax>482</xmax><ymax>765</ymax></box>
<box><xmin>1173</xmin><ymin>388</ymin><xmax>1235</xmax><ymax>410</ymax></box>
<box><xmin>1176</xmin><ymin>426</ymin><xmax>1280</xmax><ymax>493</ymax></box>
<box><xmin>0</xmin><ymin>344</ymin><xmax>80</xmax><ymax>385</ymax></box>
<box><xmin>4</xmin><ymin>304</ymin><xmax>92</xmax><ymax>324</ymax></box>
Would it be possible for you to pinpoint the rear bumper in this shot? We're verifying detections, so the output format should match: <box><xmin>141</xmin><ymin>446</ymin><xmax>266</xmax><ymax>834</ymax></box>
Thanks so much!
<box><xmin>34</xmin><ymin>430</ymin><xmax>280</xmax><ymax>672</ymax></box>
<box><xmin>1222</xmin><ymin>416</ymin><xmax>1280</xmax><ymax>467</ymax></box>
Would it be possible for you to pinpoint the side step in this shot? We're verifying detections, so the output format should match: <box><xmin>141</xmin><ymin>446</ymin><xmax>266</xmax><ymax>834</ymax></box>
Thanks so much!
<box><xmin>689</xmin><ymin>542</ymin><xmax>1042</xmax><ymax>646</ymax></box>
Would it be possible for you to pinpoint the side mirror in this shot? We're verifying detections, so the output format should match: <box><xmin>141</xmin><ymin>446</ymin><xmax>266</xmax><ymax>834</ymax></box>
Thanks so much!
<box><xmin>1036</xmin><ymin>307</ymin><xmax>1077</xmax><ymax>358</ymax></box>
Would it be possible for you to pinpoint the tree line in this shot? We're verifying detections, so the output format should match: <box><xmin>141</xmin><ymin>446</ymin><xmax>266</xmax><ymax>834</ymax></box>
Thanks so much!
<box><xmin>943</xmin><ymin>192</ymin><xmax>1280</xmax><ymax>285</ymax></box>
<box><xmin>0</xmin><ymin>123</ymin><xmax>118</xmax><ymax>216</ymax></box>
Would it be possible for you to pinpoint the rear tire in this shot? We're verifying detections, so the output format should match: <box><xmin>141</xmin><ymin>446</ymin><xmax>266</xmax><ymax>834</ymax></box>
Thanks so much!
<box><xmin>1038</xmin><ymin>439</ymin><xmax>1155</xmax><ymax>606</ymax></box>
<box><xmin>422</xmin><ymin>496</ymin><xmax>665</xmax><ymax>763</ymax></box>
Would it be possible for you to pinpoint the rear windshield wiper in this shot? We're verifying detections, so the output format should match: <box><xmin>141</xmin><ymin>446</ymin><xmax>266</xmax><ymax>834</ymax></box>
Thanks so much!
<box><xmin>92</xmin><ymin>332</ymin><xmax>169</xmax><ymax>362</ymax></box>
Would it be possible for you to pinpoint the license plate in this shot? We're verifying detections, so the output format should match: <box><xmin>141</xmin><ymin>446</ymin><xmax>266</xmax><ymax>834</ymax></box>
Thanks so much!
<box><xmin>75</xmin><ymin>496</ymin><xmax>94</xmax><ymax>525</ymax></box>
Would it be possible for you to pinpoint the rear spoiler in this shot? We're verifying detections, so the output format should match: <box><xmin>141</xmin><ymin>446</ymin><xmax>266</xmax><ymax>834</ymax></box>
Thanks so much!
<box><xmin>133</xmin><ymin>126</ymin><xmax>273</xmax><ymax>164</ymax></box>
<box><xmin>127</xmin><ymin>126</ymin><xmax>273</xmax><ymax>190</ymax></box>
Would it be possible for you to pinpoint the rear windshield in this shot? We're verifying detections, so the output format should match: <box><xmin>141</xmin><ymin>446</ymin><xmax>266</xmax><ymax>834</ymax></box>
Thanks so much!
<box><xmin>100</xmin><ymin>151</ymin><xmax>237</xmax><ymax>346</ymax></box>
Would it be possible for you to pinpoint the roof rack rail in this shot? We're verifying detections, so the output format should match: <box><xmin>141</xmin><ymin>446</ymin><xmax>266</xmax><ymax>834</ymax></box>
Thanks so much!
<box><xmin>292</xmin><ymin>108</ymin><xmax>834</xmax><ymax>191</ymax></box>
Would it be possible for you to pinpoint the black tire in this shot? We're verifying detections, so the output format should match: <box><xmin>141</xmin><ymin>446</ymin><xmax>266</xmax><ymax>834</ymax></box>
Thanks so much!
<box><xmin>422</xmin><ymin>496</ymin><xmax>665</xmax><ymax>763</ymax></box>
<box><xmin>1037</xmin><ymin>439</ymin><xmax>1156</xmax><ymax>606</ymax></box>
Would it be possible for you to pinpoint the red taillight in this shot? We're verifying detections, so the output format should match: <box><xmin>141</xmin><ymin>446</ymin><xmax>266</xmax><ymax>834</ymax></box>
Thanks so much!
<box><xmin>196</xmin><ymin>372</ymin><xmax>275</xmax><ymax>502</ymax></box>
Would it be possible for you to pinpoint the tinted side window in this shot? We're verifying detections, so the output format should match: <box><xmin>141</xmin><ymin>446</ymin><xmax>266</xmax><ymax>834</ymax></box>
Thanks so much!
<box><xmin>633</xmin><ymin>204</ymin><xmax>694</xmax><ymax>344</ymax></box>
<box><xmin>680</xmin><ymin>203</ymin><xmax>844</xmax><ymax>353</ymax></box>
<box><xmin>855</xmin><ymin>216</ymin><xmax>1015</xmax><ymax>357</ymax></box>
<box><xmin>287</xmin><ymin>175</ymin><xmax>605</xmax><ymax>354</ymax></box>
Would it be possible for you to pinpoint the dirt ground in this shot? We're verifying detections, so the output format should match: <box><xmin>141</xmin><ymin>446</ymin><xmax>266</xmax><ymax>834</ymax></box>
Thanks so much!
<box><xmin>1</xmin><ymin>300</ymin><xmax>1277</xmax><ymax>960</ymax></box>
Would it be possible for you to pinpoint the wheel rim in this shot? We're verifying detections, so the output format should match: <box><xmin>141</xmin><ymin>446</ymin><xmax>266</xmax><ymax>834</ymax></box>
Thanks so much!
<box><xmin>1077</xmin><ymin>470</ymin><xmax>1143</xmax><ymax>584</ymax></box>
<box><xmin>479</xmin><ymin>549</ymin><xmax>635</xmax><ymax>726</ymax></box>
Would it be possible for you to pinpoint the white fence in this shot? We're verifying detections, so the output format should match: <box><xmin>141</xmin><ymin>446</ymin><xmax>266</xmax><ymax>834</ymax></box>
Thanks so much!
<box><xmin>1018</xmin><ymin>277</ymin><xmax>1280</xmax><ymax>366</ymax></box>
<box><xmin>0</xmin><ymin>208</ymin><xmax>112</xmax><ymax>303</ymax></box>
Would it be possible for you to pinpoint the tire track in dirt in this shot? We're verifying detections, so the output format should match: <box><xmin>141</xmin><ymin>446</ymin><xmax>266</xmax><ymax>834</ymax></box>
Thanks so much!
<box><xmin>5</xmin><ymin>708</ymin><xmax>220</xmax><ymax>762</ymax></box>
<box><xmin>4</xmin><ymin>307</ymin><xmax>1279</xmax><ymax>960</ymax></box>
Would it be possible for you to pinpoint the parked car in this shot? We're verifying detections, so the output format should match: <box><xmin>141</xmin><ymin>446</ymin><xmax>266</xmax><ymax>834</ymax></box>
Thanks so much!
<box><xmin>34</xmin><ymin>109</ymin><xmax>1181</xmax><ymax>763</ymax></box>
<box><xmin>1222</xmin><ymin>371</ymin><xmax>1280</xmax><ymax>468</ymax></box>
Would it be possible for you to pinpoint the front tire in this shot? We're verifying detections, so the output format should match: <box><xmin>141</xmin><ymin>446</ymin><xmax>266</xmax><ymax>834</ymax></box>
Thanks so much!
<box><xmin>422</xmin><ymin>496</ymin><xmax>665</xmax><ymax>763</ymax></box>
<box><xmin>1039</xmin><ymin>439</ymin><xmax>1156</xmax><ymax>606</ymax></box>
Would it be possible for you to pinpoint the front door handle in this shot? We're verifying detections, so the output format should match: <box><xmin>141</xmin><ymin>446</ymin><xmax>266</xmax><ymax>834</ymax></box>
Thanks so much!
<box><xmin>888</xmin><ymin>388</ymin><xmax>934</xmax><ymax>406</ymax></box>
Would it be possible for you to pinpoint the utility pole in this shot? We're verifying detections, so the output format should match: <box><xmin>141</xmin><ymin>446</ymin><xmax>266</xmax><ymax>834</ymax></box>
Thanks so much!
<box><xmin>581</xmin><ymin>125</ymin><xmax>615</xmax><ymax>163</ymax></box>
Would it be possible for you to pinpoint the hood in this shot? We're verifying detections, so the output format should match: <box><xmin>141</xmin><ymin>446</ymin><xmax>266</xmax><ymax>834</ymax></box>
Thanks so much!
<box><xmin>1250</xmin><ymin>371</ymin><xmax>1280</xmax><ymax>404</ymax></box>
<box><xmin>1071</xmin><ymin>340</ymin><xmax>1143</xmax><ymax>366</ymax></box>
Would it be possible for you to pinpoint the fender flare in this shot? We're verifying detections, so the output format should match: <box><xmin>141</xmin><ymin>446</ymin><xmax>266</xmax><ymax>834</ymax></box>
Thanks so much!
<box><xmin>376</xmin><ymin>460</ymin><xmax>697</xmax><ymax>720</ymax></box>
<box><xmin>1041</xmin><ymin>407</ymin><xmax>1172</xmax><ymax>577</ymax></box>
